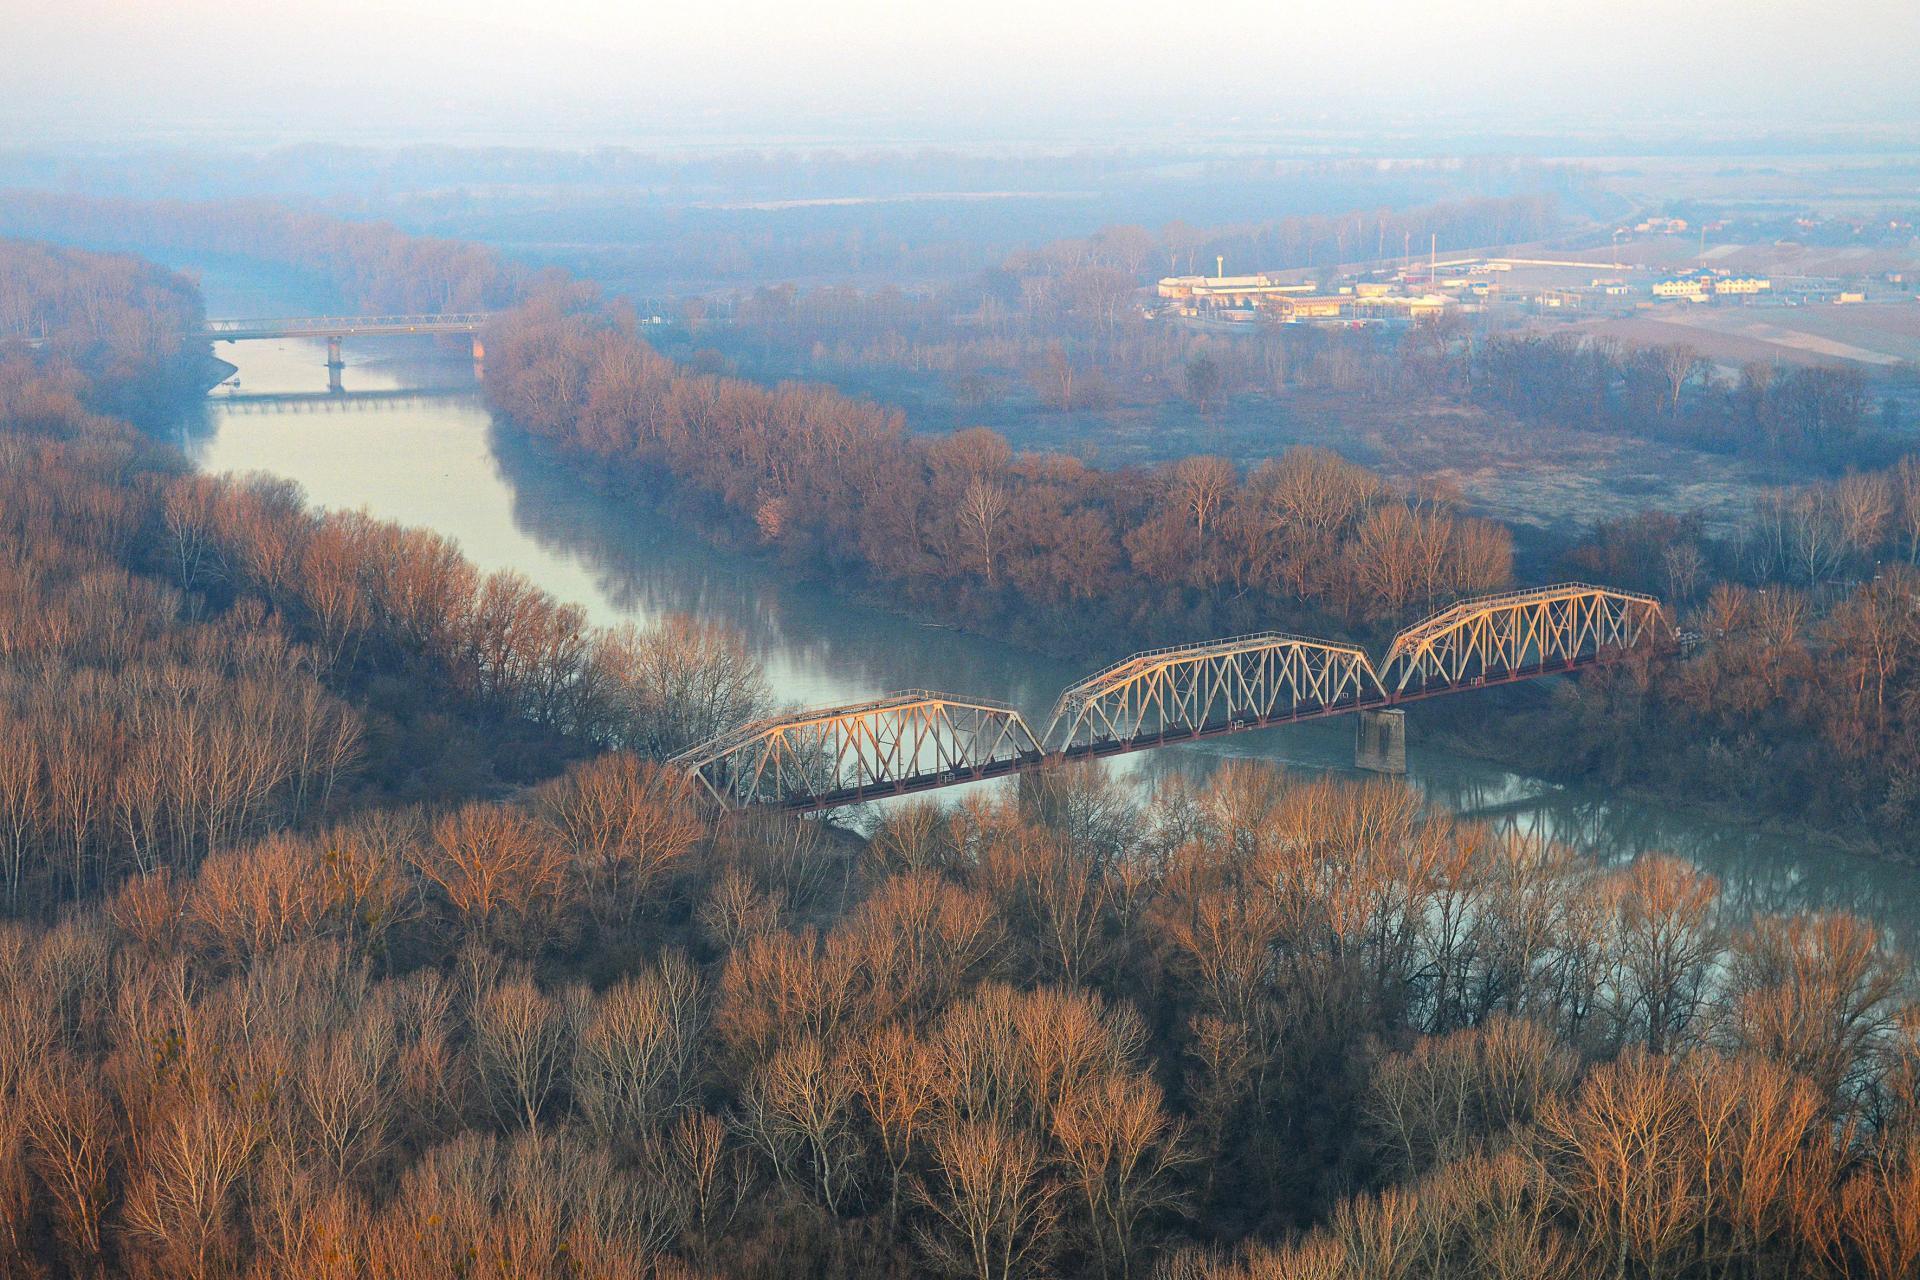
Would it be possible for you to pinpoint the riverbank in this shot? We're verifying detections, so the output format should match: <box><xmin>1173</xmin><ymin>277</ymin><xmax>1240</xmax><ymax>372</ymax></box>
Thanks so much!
<box><xmin>490</xmin><ymin>411</ymin><xmax>1920</xmax><ymax>874</ymax></box>
<box><xmin>201</xmin><ymin>352</ymin><xmax>238</xmax><ymax>390</ymax></box>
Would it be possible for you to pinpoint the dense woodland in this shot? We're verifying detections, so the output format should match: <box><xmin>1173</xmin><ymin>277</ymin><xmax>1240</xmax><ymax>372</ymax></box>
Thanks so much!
<box><xmin>1473</xmin><ymin>334</ymin><xmax>1881</xmax><ymax>464</ymax></box>
<box><xmin>4</xmin><ymin>207</ymin><xmax>1920</xmax><ymax>1280</ymax></box>
<box><xmin>487</xmin><ymin>288</ymin><xmax>1515</xmax><ymax>651</ymax></box>
<box><xmin>0</xmin><ymin>248</ymin><xmax>763</xmax><ymax>907</ymax></box>
<box><xmin>1515</xmin><ymin>457</ymin><xmax>1920</xmax><ymax>837</ymax></box>
<box><xmin>0</xmin><ymin>240</ymin><xmax>207</xmax><ymax>419</ymax></box>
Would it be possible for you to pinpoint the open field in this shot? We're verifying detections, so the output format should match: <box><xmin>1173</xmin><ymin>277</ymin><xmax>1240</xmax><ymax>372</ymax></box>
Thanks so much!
<box><xmin>1579</xmin><ymin>152</ymin><xmax>1920</xmax><ymax>219</ymax></box>
<box><xmin>1583</xmin><ymin>234</ymin><xmax>1920</xmax><ymax>279</ymax></box>
<box><xmin>987</xmin><ymin>390</ymin><xmax>1780</xmax><ymax>538</ymax></box>
<box><xmin>1558</xmin><ymin>302</ymin><xmax>1920</xmax><ymax>371</ymax></box>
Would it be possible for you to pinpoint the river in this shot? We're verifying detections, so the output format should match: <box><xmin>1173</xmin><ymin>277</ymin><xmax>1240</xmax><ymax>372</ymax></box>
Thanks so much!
<box><xmin>174</xmin><ymin>261</ymin><xmax>1920</xmax><ymax>945</ymax></box>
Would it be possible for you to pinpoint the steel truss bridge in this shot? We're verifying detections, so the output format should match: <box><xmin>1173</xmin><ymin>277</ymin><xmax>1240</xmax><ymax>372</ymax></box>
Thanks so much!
<box><xmin>672</xmin><ymin>583</ymin><xmax>1669</xmax><ymax>813</ymax></box>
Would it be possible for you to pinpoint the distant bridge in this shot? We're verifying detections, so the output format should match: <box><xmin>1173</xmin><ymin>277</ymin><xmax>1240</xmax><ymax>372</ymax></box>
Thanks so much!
<box><xmin>199</xmin><ymin>313</ymin><xmax>494</xmax><ymax>341</ymax></box>
<box><xmin>209</xmin><ymin>388</ymin><xmax>483</xmax><ymax>414</ymax></box>
<box><xmin>671</xmin><ymin>583</ymin><xmax>1670</xmax><ymax>813</ymax></box>
<box><xmin>200</xmin><ymin>314</ymin><xmax>495</xmax><ymax>391</ymax></box>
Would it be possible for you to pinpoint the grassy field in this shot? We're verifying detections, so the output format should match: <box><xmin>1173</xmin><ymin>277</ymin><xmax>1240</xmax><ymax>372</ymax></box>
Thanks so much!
<box><xmin>1563</xmin><ymin>303</ymin><xmax>1920</xmax><ymax>372</ymax></box>
<box><xmin>977</xmin><ymin>389</ymin><xmax>1781</xmax><ymax>539</ymax></box>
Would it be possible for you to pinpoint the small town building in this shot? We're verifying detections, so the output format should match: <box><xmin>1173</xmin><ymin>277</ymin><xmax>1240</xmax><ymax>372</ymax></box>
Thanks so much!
<box><xmin>1654</xmin><ymin>277</ymin><xmax>1713</xmax><ymax>302</ymax></box>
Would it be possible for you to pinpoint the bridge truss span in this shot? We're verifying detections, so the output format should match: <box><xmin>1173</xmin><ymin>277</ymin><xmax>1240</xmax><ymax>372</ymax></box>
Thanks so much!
<box><xmin>1045</xmin><ymin>632</ymin><xmax>1385</xmax><ymax>753</ymax></box>
<box><xmin>673</xmin><ymin>583</ymin><xmax>1675</xmax><ymax>813</ymax></box>
<box><xmin>669</xmin><ymin>691</ymin><xmax>1045</xmax><ymax>812</ymax></box>
<box><xmin>1380</xmin><ymin>582</ymin><xmax>1666</xmax><ymax>696</ymax></box>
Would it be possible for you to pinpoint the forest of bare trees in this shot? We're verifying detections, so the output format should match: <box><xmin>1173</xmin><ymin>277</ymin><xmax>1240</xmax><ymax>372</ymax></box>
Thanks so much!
<box><xmin>1500</xmin><ymin>453</ymin><xmax>1920</xmax><ymax>842</ymax></box>
<box><xmin>0</xmin><ymin>240</ymin><xmax>207</xmax><ymax>418</ymax></box>
<box><xmin>2</xmin><ymin>710</ymin><xmax>1918</xmax><ymax>1278</ymax></box>
<box><xmin>1474</xmin><ymin>334</ymin><xmax>1878</xmax><ymax>464</ymax></box>
<box><xmin>485</xmin><ymin>288</ymin><xmax>1514</xmax><ymax>652</ymax></box>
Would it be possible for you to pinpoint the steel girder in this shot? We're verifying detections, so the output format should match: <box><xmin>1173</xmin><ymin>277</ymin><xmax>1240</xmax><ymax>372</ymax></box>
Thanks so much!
<box><xmin>1379</xmin><ymin>583</ymin><xmax>1665</xmax><ymax>694</ymax></box>
<box><xmin>667</xmin><ymin>690</ymin><xmax>1045</xmax><ymax>811</ymax></box>
<box><xmin>1044</xmin><ymin>632</ymin><xmax>1385</xmax><ymax>750</ymax></box>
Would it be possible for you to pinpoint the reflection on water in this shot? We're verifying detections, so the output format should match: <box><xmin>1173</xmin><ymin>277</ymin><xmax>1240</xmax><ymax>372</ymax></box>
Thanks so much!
<box><xmin>176</xmin><ymin>295</ymin><xmax>1920</xmax><ymax>949</ymax></box>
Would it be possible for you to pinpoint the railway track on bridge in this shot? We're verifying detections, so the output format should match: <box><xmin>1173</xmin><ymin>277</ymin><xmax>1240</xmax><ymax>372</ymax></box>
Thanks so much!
<box><xmin>671</xmin><ymin>583</ymin><xmax>1670</xmax><ymax>813</ymax></box>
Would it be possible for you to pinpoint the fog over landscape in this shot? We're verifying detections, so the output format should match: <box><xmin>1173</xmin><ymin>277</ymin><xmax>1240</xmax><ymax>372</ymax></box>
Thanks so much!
<box><xmin>7</xmin><ymin>3</ymin><xmax>1920</xmax><ymax>1279</ymax></box>
<box><xmin>9</xmin><ymin>0</ymin><xmax>1920</xmax><ymax>142</ymax></box>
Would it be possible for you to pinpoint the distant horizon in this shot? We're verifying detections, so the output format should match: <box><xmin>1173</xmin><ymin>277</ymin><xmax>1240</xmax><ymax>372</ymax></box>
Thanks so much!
<box><xmin>7</xmin><ymin>112</ymin><xmax>1920</xmax><ymax>159</ymax></box>
<box><xmin>7</xmin><ymin>0</ymin><xmax>1918</xmax><ymax>151</ymax></box>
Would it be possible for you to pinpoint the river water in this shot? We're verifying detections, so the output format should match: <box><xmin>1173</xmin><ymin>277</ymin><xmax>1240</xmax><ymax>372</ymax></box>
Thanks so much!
<box><xmin>175</xmin><ymin>263</ymin><xmax>1920</xmax><ymax>944</ymax></box>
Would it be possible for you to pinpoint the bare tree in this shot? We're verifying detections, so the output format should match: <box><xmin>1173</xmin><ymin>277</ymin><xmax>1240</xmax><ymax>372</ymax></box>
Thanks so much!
<box><xmin>472</xmin><ymin>976</ymin><xmax>578</xmax><ymax>1136</ymax></box>
<box><xmin>916</xmin><ymin>1117</ymin><xmax>1060</xmax><ymax>1280</ymax></box>
<box><xmin>1533</xmin><ymin>1049</ymin><xmax>1699</xmax><ymax>1280</ymax></box>
<box><xmin>121</xmin><ymin>1089</ymin><xmax>261</xmax><ymax>1278</ymax></box>
<box><xmin>294</xmin><ymin>996</ymin><xmax>400</xmax><ymax>1184</ymax></box>
<box><xmin>848</xmin><ymin>1022</ymin><xmax>941</xmax><ymax>1230</ymax></box>
<box><xmin>1609</xmin><ymin>855</ymin><xmax>1721</xmax><ymax>1055</ymax></box>
<box><xmin>539</xmin><ymin>753</ymin><xmax>702</xmax><ymax>926</ymax></box>
<box><xmin>597</xmin><ymin>616</ymin><xmax>767</xmax><ymax>756</ymax></box>
<box><xmin>574</xmin><ymin>954</ymin><xmax>705</xmax><ymax>1143</ymax></box>
<box><xmin>412</xmin><ymin>803</ymin><xmax>571</xmax><ymax>946</ymax></box>
<box><xmin>960</xmin><ymin>476</ymin><xmax>1012</xmax><ymax>585</ymax></box>
<box><xmin>1172</xmin><ymin>456</ymin><xmax>1236</xmax><ymax>546</ymax></box>
<box><xmin>737</xmin><ymin>1034</ymin><xmax>861</xmax><ymax>1214</ymax></box>
<box><xmin>23</xmin><ymin>1067</ymin><xmax>117</xmax><ymax>1267</ymax></box>
<box><xmin>1052</xmin><ymin>1072</ymin><xmax>1192</xmax><ymax>1278</ymax></box>
<box><xmin>1653</xmin><ymin>343</ymin><xmax>1705</xmax><ymax>417</ymax></box>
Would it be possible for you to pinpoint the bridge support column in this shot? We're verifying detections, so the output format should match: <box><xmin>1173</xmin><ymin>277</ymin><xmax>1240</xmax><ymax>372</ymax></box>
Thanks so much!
<box><xmin>325</xmin><ymin>335</ymin><xmax>345</xmax><ymax>393</ymax></box>
<box><xmin>1355</xmin><ymin>709</ymin><xmax>1407</xmax><ymax>774</ymax></box>
<box><xmin>470</xmin><ymin>335</ymin><xmax>486</xmax><ymax>381</ymax></box>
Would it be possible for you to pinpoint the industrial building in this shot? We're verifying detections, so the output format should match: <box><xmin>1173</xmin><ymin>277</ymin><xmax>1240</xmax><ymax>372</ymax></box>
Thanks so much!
<box><xmin>1651</xmin><ymin>275</ymin><xmax>1771</xmax><ymax>302</ymax></box>
<box><xmin>1155</xmin><ymin>274</ymin><xmax>1319</xmax><ymax>308</ymax></box>
<box><xmin>1156</xmin><ymin>272</ymin><xmax>1452</xmax><ymax>323</ymax></box>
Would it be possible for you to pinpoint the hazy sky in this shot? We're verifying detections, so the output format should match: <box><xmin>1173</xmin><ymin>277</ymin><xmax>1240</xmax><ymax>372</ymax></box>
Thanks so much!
<box><xmin>6</xmin><ymin>0</ymin><xmax>1919</xmax><ymax>144</ymax></box>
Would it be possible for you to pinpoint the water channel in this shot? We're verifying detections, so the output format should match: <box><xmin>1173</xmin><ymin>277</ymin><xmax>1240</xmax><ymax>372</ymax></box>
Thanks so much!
<box><xmin>175</xmin><ymin>260</ymin><xmax>1920</xmax><ymax>945</ymax></box>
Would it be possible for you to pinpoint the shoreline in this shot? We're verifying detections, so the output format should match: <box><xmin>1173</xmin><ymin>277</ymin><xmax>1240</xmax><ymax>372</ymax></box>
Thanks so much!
<box><xmin>487</xmin><ymin>414</ymin><xmax>1900</xmax><ymax>862</ymax></box>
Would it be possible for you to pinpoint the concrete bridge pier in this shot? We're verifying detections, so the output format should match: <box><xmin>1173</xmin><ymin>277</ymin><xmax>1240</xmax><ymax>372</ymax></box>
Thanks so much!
<box><xmin>1355</xmin><ymin>708</ymin><xmax>1407</xmax><ymax>774</ymax></box>
<box><xmin>471</xmin><ymin>334</ymin><xmax>485</xmax><ymax>381</ymax></box>
<box><xmin>325</xmin><ymin>335</ymin><xmax>345</xmax><ymax>393</ymax></box>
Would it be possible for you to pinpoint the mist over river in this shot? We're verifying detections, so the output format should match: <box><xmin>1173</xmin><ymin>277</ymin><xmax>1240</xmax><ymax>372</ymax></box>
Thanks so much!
<box><xmin>174</xmin><ymin>260</ymin><xmax>1920</xmax><ymax>947</ymax></box>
